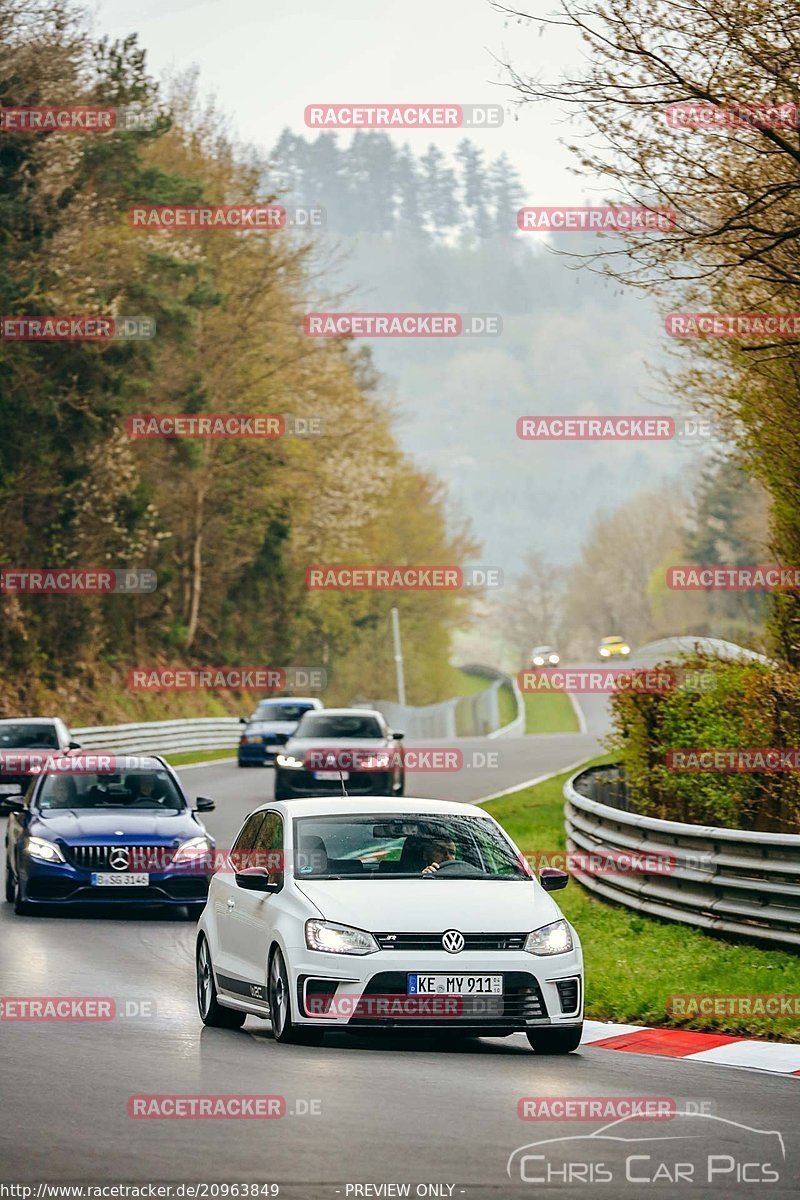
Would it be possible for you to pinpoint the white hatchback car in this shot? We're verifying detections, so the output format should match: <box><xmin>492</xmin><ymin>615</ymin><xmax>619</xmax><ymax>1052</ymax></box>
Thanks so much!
<box><xmin>196</xmin><ymin>797</ymin><xmax>584</xmax><ymax>1053</ymax></box>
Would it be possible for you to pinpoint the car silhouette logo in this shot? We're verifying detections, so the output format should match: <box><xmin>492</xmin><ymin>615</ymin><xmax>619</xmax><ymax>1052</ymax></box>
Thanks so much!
<box><xmin>442</xmin><ymin>929</ymin><xmax>464</xmax><ymax>953</ymax></box>
<box><xmin>109</xmin><ymin>846</ymin><xmax>130</xmax><ymax>871</ymax></box>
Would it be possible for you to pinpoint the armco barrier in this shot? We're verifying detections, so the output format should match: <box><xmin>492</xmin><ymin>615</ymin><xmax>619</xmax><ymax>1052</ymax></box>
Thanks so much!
<box><xmin>564</xmin><ymin>765</ymin><xmax>800</xmax><ymax>948</ymax></box>
<box><xmin>73</xmin><ymin>717</ymin><xmax>242</xmax><ymax>756</ymax></box>
<box><xmin>360</xmin><ymin>664</ymin><xmax>524</xmax><ymax>740</ymax></box>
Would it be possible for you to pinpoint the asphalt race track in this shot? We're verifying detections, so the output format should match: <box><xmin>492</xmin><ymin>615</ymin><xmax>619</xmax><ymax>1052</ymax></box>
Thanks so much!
<box><xmin>1</xmin><ymin>736</ymin><xmax>798</xmax><ymax>1198</ymax></box>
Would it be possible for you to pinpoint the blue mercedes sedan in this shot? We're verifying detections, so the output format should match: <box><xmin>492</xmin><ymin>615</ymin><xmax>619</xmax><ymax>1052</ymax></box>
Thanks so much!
<box><xmin>3</xmin><ymin>755</ymin><xmax>216</xmax><ymax>916</ymax></box>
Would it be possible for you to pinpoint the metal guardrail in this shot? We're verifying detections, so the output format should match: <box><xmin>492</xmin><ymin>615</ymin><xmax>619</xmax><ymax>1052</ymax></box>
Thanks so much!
<box><xmin>361</xmin><ymin>664</ymin><xmax>524</xmax><ymax>739</ymax></box>
<box><xmin>73</xmin><ymin>718</ymin><xmax>242</xmax><ymax>756</ymax></box>
<box><xmin>564</xmin><ymin>765</ymin><xmax>800</xmax><ymax>948</ymax></box>
<box><xmin>72</xmin><ymin>665</ymin><xmax>526</xmax><ymax>758</ymax></box>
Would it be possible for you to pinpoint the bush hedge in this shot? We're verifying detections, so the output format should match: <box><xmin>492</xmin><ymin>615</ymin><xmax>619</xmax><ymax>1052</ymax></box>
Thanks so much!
<box><xmin>608</xmin><ymin>656</ymin><xmax>800</xmax><ymax>832</ymax></box>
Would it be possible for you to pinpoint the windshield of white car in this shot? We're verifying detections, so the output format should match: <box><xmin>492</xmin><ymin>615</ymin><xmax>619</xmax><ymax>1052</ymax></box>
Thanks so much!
<box><xmin>252</xmin><ymin>703</ymin><xmax>313</xmax><ymax>722</ymax></box>
<box><xmin>38</xmin><ymin>770</ymin><xmax>184</xmax><ymax>811</ymax></box>
<box><xmin>0</xmin><ymin>722</ymin><xmax>59</xmax><ymax>749</ymax></box>
<box><xmin>292</xmin><ymin>814</ymin><xmax>531</xmax><ymax>879</ymax></box>
<box><xmin>295</xmin><ymin>714</ymin><xmax>384</xmax><ymax>739</ymax></box>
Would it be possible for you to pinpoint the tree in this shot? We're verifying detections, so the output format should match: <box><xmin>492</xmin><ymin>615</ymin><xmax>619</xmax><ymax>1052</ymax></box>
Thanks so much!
<box><xmin>496</xmin><ymin>0</ymin><xmax>800</xmax><ymax>660</ymax></box>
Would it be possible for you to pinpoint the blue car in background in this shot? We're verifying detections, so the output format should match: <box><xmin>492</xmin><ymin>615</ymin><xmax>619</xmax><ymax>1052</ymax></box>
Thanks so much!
<box><xmin>4</xmin><ymin>755</ymin><xmax>216</xmax><ymax>916</ymax></box>
<box><xmin>237</xmin><ymin>697</ymin><xmax>323</xmax><ymax>767</ymax></box>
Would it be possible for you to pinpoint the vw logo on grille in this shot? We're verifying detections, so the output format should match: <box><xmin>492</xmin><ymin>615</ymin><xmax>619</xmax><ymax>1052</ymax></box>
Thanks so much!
<box><xmin>109</xmin><ymin>846</ymin><xmax>130</xmax><ymax>871</ymax></box>
<box><xmin>442</xmin><ymin>929</ymin><xmax>465</xmax><ymax>954</ymax></box>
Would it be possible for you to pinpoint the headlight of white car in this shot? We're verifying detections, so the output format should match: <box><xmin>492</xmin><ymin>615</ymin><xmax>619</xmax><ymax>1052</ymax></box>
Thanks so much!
<box><xmin>620</xmin><ymin>644</ymin><xmax>631</xmax><ymax>654</ymax></box>
<box><xmin>548</xmin><ymin>654</ymin><xmax>560</xmax><ymax>664</ymax></box>
<box><xmin>599</xmin><ymin>647</ymin><xmax>610</xmax><ymax>657</ymax></box>
<box><xmin>524</xmin><ymin>919</ymin><xmax>573</xmax><ymax>956</ymax></box>
<box><xmin>533</xmin><ymin>656</ymin><xmax>545</xmax><ymax>666</ymax></box>
<box><xmin>27</xmin><ymin>836</ymin><xmax>66</xmax><ymax>864</ymax></box>
<box><xmin>305</xmin><ymin>919</ymin><xmax>380</xmax><ymax>955</ymax></box>
<box><xmin>172</xmin><ymin>836</ymin><xmax>212</xmax><ymax>867</ymax></box>
<box><xmin>276</xmin><ymin>753</ymin><xmax>304</xmax><ymax>769</ymax></box>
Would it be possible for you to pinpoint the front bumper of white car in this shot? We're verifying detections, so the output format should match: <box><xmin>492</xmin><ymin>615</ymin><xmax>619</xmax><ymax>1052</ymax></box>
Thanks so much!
<box><xmin>285</xmin><ymin>935</ymin><xmax>584</xmax><ymax>1031</ymax></box>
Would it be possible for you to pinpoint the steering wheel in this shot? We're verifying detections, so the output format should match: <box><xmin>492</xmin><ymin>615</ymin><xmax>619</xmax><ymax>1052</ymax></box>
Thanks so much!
<box><xmin>424</xmin><ymin>859</ymin><xmax>483</xmax><ymax>877</ymax></box>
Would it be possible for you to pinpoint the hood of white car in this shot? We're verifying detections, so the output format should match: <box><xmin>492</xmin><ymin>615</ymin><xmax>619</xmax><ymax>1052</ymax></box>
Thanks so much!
<box><xmin>293</xmin><ymin>877</ymin><xmax>563</xmax><ymax>932</ymax></box>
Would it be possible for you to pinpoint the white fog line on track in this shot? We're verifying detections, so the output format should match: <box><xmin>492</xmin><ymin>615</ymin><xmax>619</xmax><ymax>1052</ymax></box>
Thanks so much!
<box><xmin>569</xmin><ymin>693</ymin><xmax>588</xmax><ymax>734</ymax></box>
<box><xmin>475</xmin><ymin>756</ymin><xmax>592</xmax><ymax>805</ymax></box>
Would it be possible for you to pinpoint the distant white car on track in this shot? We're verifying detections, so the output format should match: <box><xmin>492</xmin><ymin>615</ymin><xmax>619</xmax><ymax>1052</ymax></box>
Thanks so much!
<box><xmin>531</xmin><ymin>645</ymin><xmax>560</xmax><ymax>667</ymax></box>
<box><xmin>196</xmin><ymin>796</ymin><xmax>584</xmax><ymax>1053</ymax></box>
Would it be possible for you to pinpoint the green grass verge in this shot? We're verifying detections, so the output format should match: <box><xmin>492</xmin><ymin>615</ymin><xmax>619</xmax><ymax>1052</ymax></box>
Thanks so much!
<box><xmin>485</xmin><ymin>758</ymin><xmax>800</xmax><ymax>1042</ymax></box>
<box><xmin>522</xmin><ymin>689</ymin><xmax>579</xmax><ymax>734</ymax></box>
<box><xmin>165</xmin><ymin>747</ymin><xmax>237</xmax><ymax>767</ymax></box>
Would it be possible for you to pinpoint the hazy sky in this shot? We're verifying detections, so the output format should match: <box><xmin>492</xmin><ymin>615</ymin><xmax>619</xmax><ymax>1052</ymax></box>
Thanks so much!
<box><xmin>91</xmin><ymin>0</ymin><xmax>594</xmax><ymax>203</ymax></box>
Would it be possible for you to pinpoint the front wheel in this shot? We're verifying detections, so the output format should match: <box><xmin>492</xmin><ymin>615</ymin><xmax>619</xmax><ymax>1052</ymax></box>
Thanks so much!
<box><xmin>196</xmin><ymin>935</ymin><xmax>246</xmax><ymax>1029</ymax></box>
<box><xmin>273</xmin><ymin>773</ymin><xmax>290</xmax><ymax>802</ymax></box>
<box><xmin>268</xmin><ymin>947</ymin><xmax>323</xmax><ymax>1045</ymax></box>
<box><xmin>5</xmin><ymin>856</ymin><xmax>15</xmax><ymax>903</ymax></box>
<box><xmin>526</xmin><ymin>1025</ymin><xmax>583</xmax><ymax>1055</ymax></box>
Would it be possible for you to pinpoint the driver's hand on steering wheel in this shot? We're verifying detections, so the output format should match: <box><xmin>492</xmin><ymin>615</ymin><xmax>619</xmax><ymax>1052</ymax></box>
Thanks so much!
<box><xmin>421</xmin><ymin>861</ymin><xmax>440</xmax><ymax>875</ymax></box>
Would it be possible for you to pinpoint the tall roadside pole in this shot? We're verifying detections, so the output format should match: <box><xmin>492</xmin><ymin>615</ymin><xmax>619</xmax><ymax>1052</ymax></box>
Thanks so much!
<box><xmin>391</xmin><ymin>606</ymin><xmax>407</xmax><ymax>707</ymax></box>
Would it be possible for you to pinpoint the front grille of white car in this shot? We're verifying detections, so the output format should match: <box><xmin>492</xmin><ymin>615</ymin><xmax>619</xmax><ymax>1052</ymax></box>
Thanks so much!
<box><xmin>374</xmin><ymin>932</ymin><xmax>528</xmax><ymax>951</ymax></box>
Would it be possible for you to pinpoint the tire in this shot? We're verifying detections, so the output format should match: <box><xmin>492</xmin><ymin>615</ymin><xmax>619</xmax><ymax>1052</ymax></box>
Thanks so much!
<box><xmin>186</xmin><ymin>903</ymin><xmax>206</xmax><ymax>921</ymax></box>
<box><xmin>273</xmin><ymin>774</ymin><xmax>290</xmax><ymax>802</ymax></box>
<box><xmin>268</xmin><ymin>947</ymin><xmax>323</xmax><ymax>1045</ymax></box>
<box><xmin>5</xmin><ymin>856</ymin><xmax>14</xmax><ymax>903</ymax></box>
<box><xmin>196</xmin><ymin>935</ymin><xmax>246</xmax><ymax>1029</ymax></box>
<box><xmin>526</xmin><ymin>1025</ymin><xmax>583</xmax><ymax>1055</ymax></box>
<box><xmin>12</xmin><ymin>872</ymin><xmax>32</xmax><ymax>916</ymax></box>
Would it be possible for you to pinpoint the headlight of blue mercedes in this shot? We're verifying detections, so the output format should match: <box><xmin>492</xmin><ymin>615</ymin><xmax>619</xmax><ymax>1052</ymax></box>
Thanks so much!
<box><xmin>26</xmin><ymin>836</ymin><xmax>66</xmax><ymax>864</ymax></box>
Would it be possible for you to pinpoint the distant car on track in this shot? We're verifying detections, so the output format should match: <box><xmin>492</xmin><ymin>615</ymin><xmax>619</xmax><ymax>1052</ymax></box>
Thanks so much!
<box><xmin>195</xmin><ymin>795</ymin><xmax>584</xmax><ymax>1052</ymax></box>
<box><xmin>238</xmin><ymin>697</ymin><xmax>324</xmax><ymax>768</ymax></box>
<box><xmin>597</xmin><ymin>635</ymin><xmax>631</xmax><ymax>660</ymax></box>
<box><xmin>4</xmin><ymin>755</ymin><xmax>216</xmax><ymax>916</ymax></box>
<box><xmin>0</xmin><ymin>717</ymin><xmax>78</xmax><ymax>814</ymax></box>
<box><xmin>273</xmin><ymin>708</ymin><xmax>404</xmax><ymax>800</ymax></box>
<box><xmin>530</xmin><ymin>645</ymin><xmax>560</xmax><ymax>667</ymax></box>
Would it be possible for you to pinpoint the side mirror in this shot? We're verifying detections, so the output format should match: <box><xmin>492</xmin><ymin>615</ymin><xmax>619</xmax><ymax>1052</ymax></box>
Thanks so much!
<box><xmin>2</xmin><ymin>797</ymin><xmax>26</xmax><ymax>814</ymax></box>
<box><xmin>392</xmin><ymin>730</ymin><xmax>405</xmax><ymax>740</ymax></box>
<box><xmin>239</xmin><ymin>717</ymin><xmax>247</xmax><ymax>725</ymax></box>
<box><xmin>539</xmin><ymin>867</ymin><xmax>569</xmax><ymax>892</ymax></box>
<box><xmin>195</xmin><ymin>796</ymin><xmax>215</xmax><ymax>812</ymax></box>
<box><xmin>235</xmin><ymin>866</ymin><xmax>280</xmax><ymax>892</ymax></box>
<box><xmin>68</xmin><ymin>741</ymin><xmax>82</xmax><ymax>750</ymax></box>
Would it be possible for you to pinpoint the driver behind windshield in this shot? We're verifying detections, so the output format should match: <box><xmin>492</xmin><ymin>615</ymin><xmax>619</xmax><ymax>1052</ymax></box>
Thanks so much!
<box><xmin>420</xmin><ymin>836</ymin><xmax>457</xmax><ymax>875</ymax></box>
